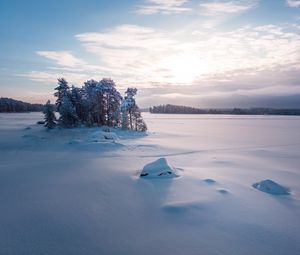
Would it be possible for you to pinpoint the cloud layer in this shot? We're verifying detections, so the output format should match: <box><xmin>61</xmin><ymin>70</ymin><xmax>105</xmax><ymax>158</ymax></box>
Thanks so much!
<box><xmin>18</xmin><ymin>0</ymin><xmax>300</xmax><ymax>107</ymax></box>
<box><xmin>137</xmin><ymin>0</ymin><xmax>190</xmax><ymax>15</ymax></box>
<box><xmin>199</xmin><ymin>0</ymin><xmax>258</xmax><ymax>15</ymax></box>
<box><xmin>287</xmin><ymin>0</ymin><xmax>300</xmax><ymax>7</ymax></box>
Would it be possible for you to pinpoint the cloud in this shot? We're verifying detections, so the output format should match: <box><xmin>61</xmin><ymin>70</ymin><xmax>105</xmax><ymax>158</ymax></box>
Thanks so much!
<box><xmin>29</xmin><ymin>23</ymin><xmax>300</xmax><ymax>86</ymax></box>
<box><xmin>19</xmin><ymin>71</ymin><xmax>90</xmax><ymax>84</ymax></box>
<box><xmin>137</xmin><ymin>0</ymin><xmax>190</xmax><ymax>15</ymax></box>
<box><xmin>286</xmin><ymin>0</ymin><xmax>300</xmax><ymax>7</ymax></box>
<box><xmin>36</xmin><ymin>51</ymin><xmax>87</xmax><ymax>68</ymax></box>
<box><xmin>75</xmin><ymin>24</ymin><xmax>181</xmax><ymax>86</ymax></box>
<box><xmin>199</xmin><ymin>0</ymin><xmax>259</xmax><ymax>15</ymax></box>
<box><xmin>24</xmin><ymin>22</ymin><xmax>300</xmax><ymax>107</ymax></box>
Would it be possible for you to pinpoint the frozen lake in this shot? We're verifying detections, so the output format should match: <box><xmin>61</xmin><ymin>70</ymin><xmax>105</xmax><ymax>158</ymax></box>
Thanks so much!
<box><xmin>0</xmin><ymin>112</ymin><xmax>300</xmax><ymax>255</ymax></box>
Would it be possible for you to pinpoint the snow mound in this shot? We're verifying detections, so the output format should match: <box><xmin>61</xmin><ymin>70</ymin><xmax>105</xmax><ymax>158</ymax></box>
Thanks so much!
<box><xmin>204</xmin><ymin>178</ymin><xmax>216</xmax><ymax>184</ymax></box>
<box><xmin>218</xmin><ymin>189</ymin><xmax>229</xmax><ymax>194</ymax></box>
<box><xmin>140</xmin><ymin>158</ymin><xmax>180</xmax><ymax>178</ymax></box>
<box><xmin>103</xmin><ymin>132</ymin><xmax>118</xmax><ymax>140</ymax></box>
<box><xmin>253</xmin><ymin>179</ymin><xmax>290</xmax><ymax>195</ymax></box>
<box><xmin>162</xmin><ymin>201</ymin><xmax>203</xmax><ymax>213</ymax></box>
<box><xmin>87</xmin><ymin>131</ymin><xmax>118</xmax><ymax>143</ymax></box>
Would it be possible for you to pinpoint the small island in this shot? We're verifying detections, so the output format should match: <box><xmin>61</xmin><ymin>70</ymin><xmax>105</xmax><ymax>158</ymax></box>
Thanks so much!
<box><xmin>43</xmin><ymin>78</ymin><xmax>147</xmax><ymax>131</ymax></box>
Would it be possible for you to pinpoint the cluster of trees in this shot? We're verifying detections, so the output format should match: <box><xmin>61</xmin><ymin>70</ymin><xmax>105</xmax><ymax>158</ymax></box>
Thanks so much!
<box><xmin>44</xmin><ymin>78</ymin><xmax>147</xmax><ymax>131</ymax></box>
<box><xmin>150</xmin><ymin>104</ymin><xmax>300</xmax><ymax>115</ymax></box>
<box><xmin>150</xmin><ymin>104</ymin><xmax>205</xmax><ymax>114</ymax></box>
<box><xmin>0</xmin><ymin>97</ymin><xmax>44</xmax><ymax>112</ymax></box>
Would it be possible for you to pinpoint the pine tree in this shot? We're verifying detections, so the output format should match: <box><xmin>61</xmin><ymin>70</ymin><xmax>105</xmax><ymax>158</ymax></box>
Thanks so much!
<box><xmin>99</xmin><ymin>78</ymin><xmax>122</xmax><ymax>127</ymax></box>
<box><xmin>54</xmin><ymin>78</ymin><xmax>70</xmax><ymax>112</ymax></box>
<box><xmin>121</xmin><ymin>87</ymin><xmax>146</xmax><ymax>131</ymax></box>
<box><xmin>123</xmin><ymin>88</ymin><xmax>137</xmax><ymax>129</ymax></box>
<box><xmin>43</xmin><ymin>100</ymin><xmax>56</xmax><ymax>129</ymax></box>
<box><xmin>132</xmin><ymin>105</ymin><xmax>147</xmax><ymax>131</ymax></box>
<box><xmin>86</xmin><ymin>112</ymin><xmax>94</xmax><ymax>127</ymax></box>
<box><xmin>121</xmin><ymin>100</ymin><xmax>129</xmax><ymax>130</ymax></box>
<box><xmin>51</xmin><ymin>77</ymin><xmax>146</xmax><ymax>131</ymax></box>
<box><xmin>70</xmin><ymin>85</ymin><xmax>85</xmax><ymax>121</ymax></box>
<box><xmin>59</xmin><ymin>95</ymin><xmax>78</xmax><ymax>128</ymax></box>
<box><xmin>84</xmin><ymin>80</ymin><xmax>104</xmax><ymax>126</ymax></box>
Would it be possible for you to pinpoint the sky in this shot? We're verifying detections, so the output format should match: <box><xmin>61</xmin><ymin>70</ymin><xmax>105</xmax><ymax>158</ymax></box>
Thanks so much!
<box><xmin>0</xmin><ymin>0</ymin><xmax>300</xmax><ymax>108</ymax></box>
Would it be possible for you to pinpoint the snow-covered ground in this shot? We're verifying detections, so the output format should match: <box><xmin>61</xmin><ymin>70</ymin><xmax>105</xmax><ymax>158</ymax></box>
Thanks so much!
<box><xmin>1</xmin><ymin>112</ymin><xmax>300</xmax><ymax>255</ymax></box>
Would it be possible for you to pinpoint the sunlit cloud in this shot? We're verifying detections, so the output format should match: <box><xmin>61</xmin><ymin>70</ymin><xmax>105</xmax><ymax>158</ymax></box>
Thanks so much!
<box><xmin>75</xmin><ymin>23</ymin><xmax>300</xmax><ymax>85</ymax></box>
<box><xmin>199</xmin><ymin>0</ymin><xmax>259</xmax><ymax>15</ymax></box>
<box><xmin>2</xmin><ymin>0</ymin><xmax>300</xmax><ymax>107</ymax></box>
<box><xmin>19</xmin><ymin>71</ymin><xmax>90</xmax><ymax>84</ymax></box>
<box><xmin>286</xmin><ymin>0</ymin><xmax>300</xmax><ymax>7</ymax></box>
<box><xmin>36</xmin><ymin>51</ymin><xmax>86</xmax><ymax>68</ymax></box>
<box><xmin>137</xmin><ymin>0</ymin><xmax>190</xmax><ymax>15</ymax></box>
<box><xmin>21</xmin><ymin>21</ymin><xmax>300</xmax><ymax>106</ymax></box>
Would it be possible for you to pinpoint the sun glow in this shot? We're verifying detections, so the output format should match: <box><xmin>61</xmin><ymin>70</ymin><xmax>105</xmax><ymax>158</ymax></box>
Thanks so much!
<box><xmin>163</xmin><ymin>54</ymin><xmax>210</xmax><ymax>84</ymax></box>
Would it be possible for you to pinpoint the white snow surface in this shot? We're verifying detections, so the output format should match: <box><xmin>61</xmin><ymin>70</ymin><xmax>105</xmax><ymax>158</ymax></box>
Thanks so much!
<box><xmin>140</xmin><ymin>157</ymin><xmax>180</xmax><ymax>178</ymax></box>
<box><xmin>1</xmin><ymin>112</ymin><xmax>300</xmax><ymax>255</ymax></box>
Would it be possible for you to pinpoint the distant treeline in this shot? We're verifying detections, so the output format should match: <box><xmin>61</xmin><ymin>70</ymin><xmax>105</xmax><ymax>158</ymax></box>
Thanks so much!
<box><xmin>0</xmin><ymin>97</ymin><xmax>44</xmax><ymax>113</ymax></box>
<box><xmin>150</xmin><ymin>104</ymin><xmax>300</xmax><ymax>116</ymax></box>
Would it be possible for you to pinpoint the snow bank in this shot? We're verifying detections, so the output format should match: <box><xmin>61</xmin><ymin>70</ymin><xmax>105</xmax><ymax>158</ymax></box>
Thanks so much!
<box><xmin>162</xmin><ymin>201</ymin><xmax>203</xmax><ymax>212</ymax></box>
<box><xmin>140</xmin><ymin>158</ymin><xmax>180</xmax><ymax>178</ymax></box>
<box><xmin>87</xmin><ymin>130</ymin><xmax>118</xmax><ymax>143</ymax></box>
<box><xmin>253</xmin><ymin>179</ymin><xmax>290</xmax><ymax>195</ymax></box>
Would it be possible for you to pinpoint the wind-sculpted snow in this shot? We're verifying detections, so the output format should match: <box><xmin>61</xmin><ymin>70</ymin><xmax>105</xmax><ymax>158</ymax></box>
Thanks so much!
<box><xmin>162</xmin><ymin>200</ymin><xmax>205</xmax><ymax>213</ymax></box>
<box><xmin>0</xmin><ymin>112</ymin><xmax>300</xmax><ymax>255</ymax></box>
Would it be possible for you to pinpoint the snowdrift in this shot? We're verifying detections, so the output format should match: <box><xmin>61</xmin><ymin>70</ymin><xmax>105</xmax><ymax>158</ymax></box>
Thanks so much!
<box><xmin>253</xmin><ymin>179</ymin><xmax>290</xmax><ymax>195</ymax></box>
<box><xmin>87</xmin><ymin>130</ymin><xmax>118</xmax><ymax>143</ymax></box>
<box><xmin>140</xmin><ymin>158</ymin><xmax>180</xmax><ymax>178</ymax></box>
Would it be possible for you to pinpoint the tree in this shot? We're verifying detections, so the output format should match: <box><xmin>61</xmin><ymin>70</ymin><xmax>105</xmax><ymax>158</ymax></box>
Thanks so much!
<box><xmin>51</xmin><ymin>77</ymin><xmax>147</xmax><ymax>131</ymax></box>
<box><xmin>43</xmin><ymin>100</ymin><xmax>56</xmax><ymax>129</ymax></box>
<box><xmin>99</xmin><ymin>78</ymin><xmax>122</xmax><ymax>127</ymax></box>
<box><xmin>83</xmin><ymin>79</ymin><xmax>103</xmax><ymax>125</ymax></box>
<box><xmin>54</xmin><ymin>78</ymin><xmax>70</xmax><ymax>112</ymax></box>
<box><xmin>70</xmin><ymin>86</ymin><xmax>85</xmax><ymax>121</ymax></box>
<box><xmin>132</xmin><ymin>105</ymin><xmax>147</xmax><ymax>131</ymax></box>
<box><xmin>58</xmin><ymin>95</ymin><xmax>78</xmax><ymax>128</ymax></box>
<box><xmin>122</xmin><ymin>88</ymin><xmax>137</xmax><ymax>129</ymax></box>
<box><xmin>0</xmin><ymin>97</ymin><xmax>44</xmax><ymax>112</ymax></box>
<box><xmin>121</xmin><ymin>87</ymin><xmax>146</xmax><ymax>131</ymax></box>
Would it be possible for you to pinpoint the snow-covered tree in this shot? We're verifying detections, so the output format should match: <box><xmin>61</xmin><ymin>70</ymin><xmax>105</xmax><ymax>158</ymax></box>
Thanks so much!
<box><xmin>83</xmin><ymin>79</ymin><xmax>104</xmax><ymax>125</ymax></box>
<box><xmin>132</xmin><ymin>105</ymin><xmax>147</xmax><ymax>131</ymax></box>
<box><xmin>121</xmin><ymin>87</ymin><xmax>147</xmax><ymax>131</ymax></box>
<box><xmin>54</xmin><ymin>78</ymin><xmax>70</xmax><ymax>112</ymax></box>
<box><xmin>122</xmin><ymin>88</ymin><xmax>137</xmax><ymax>130</ymax></box>
<box><xmin>121</xmin><ymin>101</ymin><xmax>129</xmax><ymax>130</ymax></box>
<box><xmin>99</xmin><ymin>78</ymin><xmax>122</xmax><ymax>127</ymax></box>
<box><xmin>86</xmin><ymin>112</ymin><xmax>94</xmax><ymax>127</ymax></box>
<box><xmin>70</xmin><ymin>85</ymin><xmax>85</xmax><ymax>121</ymax></box>
<box><xmin>58</xmin><ymin>95</ymin><xmax>78</xmax><ymax>128</ymax></box>
<box><xmin>43</xmin><ymin>100</ymin><xmax>56</xmax><ymax>129</ymax></box>
<box><xmin>51</xmin><ymin>77</ymin><xmax>146</xmax><ymax>131</ymax></box>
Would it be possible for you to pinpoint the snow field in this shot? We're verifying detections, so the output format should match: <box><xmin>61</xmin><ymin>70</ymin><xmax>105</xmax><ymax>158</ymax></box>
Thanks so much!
<box><xmin>0</xmin><ymin>112</ymin><xmax>300</xmax><ymax>255</ymax></box>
